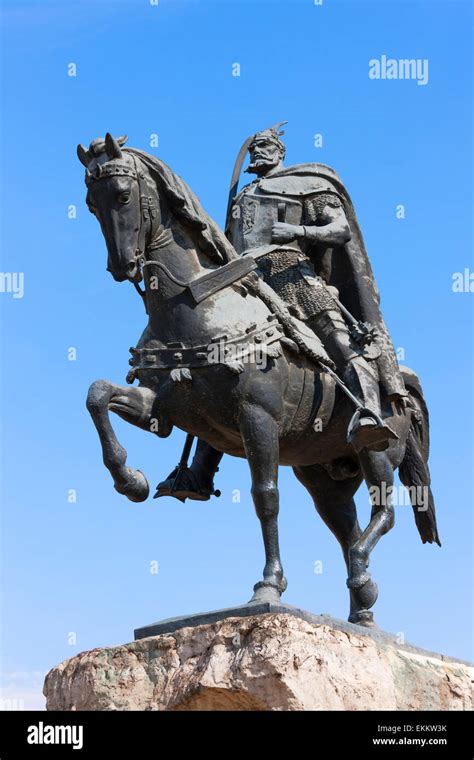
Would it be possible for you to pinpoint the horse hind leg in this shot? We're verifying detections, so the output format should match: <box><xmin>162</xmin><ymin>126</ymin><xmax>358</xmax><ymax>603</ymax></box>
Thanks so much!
<box><xmin>240</xmin><ymin>404</ymin><xmax>286</xmax><ymax>603</ymax></box>
<box><xmin>346</xmin><ymin>449</ymin><xmax>395</xmax><ymax>626</ymax></box>
<box><xmin>86</xmin><ymin>379</ymin><xmax>158</xmax><ymax>502</ymax></box>
<box><xmin>293</xmin><ymin>463</ymin><xmax>368</xmax><ymax>624</ymax></box>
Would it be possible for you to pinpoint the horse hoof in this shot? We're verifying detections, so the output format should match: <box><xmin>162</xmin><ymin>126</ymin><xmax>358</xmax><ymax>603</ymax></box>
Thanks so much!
<box><xmin>347</xmin><ymin>574</ymin><xmax>378</xmax><ymax>610</ymax></box>
<box><xmin>248</xmin><ymin>580</ymin><xmax>282</xmax><ymax>604</ymax></box>
<box><xmin>115</xmin><ymin>469</ymin><xmax>150</xmax><ymax>502</ymax></box>
<box><xmin>348</xmin><ymin>609</ymin><xmax>377</xmax><ymax>628</ymax></box>
<box><xmin>358</xmin><ymin>578</ymin><xmax>378</xmax><ymax>610</ymax></box>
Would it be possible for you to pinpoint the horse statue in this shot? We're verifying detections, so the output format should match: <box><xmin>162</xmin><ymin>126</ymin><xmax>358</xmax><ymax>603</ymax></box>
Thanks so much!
<box><xmin>78</xmin><ymin>132</ymin><xmax>440</xmax><ymax>627</ymax></box>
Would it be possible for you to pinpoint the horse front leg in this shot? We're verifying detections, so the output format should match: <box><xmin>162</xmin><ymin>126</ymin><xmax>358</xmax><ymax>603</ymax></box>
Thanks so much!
<box><xmin>240</xmin><ymin>404</ymin><xmax>287</xmax><ymax>603</ymax></box>
<box><xmin>86</xmin><ymin>379</ymin><xmax>157</xmax><ymax>502</ymax></box>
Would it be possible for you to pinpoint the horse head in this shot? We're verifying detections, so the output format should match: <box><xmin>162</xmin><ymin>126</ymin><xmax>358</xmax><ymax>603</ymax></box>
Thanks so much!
<box><xmin>79</xmin><ymin>134</ymin><xmax>238</xmax><ymax>290</ymax></box>
<box><xmin>77</xmin><ymin>133</ymin><xmax>159</xmax><ymax>283</ymax></box>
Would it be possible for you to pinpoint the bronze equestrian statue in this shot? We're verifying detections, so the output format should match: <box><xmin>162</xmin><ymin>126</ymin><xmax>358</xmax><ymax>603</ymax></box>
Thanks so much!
<box><xmin>158</xmin><ymin>122</ymin><xmax>405</xmax><ymax>500</ymax></box>
<box><xmin>78</xmin><ymin>128</ymin><xmax>440</xmax><ymax>628</ymax></box>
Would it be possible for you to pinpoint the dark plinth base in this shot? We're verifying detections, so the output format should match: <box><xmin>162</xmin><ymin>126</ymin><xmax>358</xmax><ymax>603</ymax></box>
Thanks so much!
<box><xmin>134</xmin><ymin>601</ymin><xmax>315</xmax><ymax>639</ymax></box>
<box><xmin>134</xmin><ymin>601</ymin><xmax>471</xmax><ymax>667</ymax></box>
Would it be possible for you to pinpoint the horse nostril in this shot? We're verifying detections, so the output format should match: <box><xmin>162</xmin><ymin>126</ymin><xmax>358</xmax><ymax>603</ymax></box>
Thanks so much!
<box><xmin>127</xmin><ymin>261</ymin><xmax>137</xmax><ymax>272</ymax></box>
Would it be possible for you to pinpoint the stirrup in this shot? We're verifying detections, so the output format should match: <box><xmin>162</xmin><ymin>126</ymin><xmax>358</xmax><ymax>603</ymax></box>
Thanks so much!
<box><xmin>347</xmin><ymin>408</ymin><xmax>398</xmax><ymax>453</ymax></box>
<box><xmin>154</xmin><ymin>465</ymin><xmax>221</xmax><ymax>503</ymax></box>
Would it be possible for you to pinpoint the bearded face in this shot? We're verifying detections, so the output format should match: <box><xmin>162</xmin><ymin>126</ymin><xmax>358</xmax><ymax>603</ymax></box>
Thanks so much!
<box><xmin>246</xmin><ymin>137</ymin><xmax>283</xmax><ymax>176</ymax></box>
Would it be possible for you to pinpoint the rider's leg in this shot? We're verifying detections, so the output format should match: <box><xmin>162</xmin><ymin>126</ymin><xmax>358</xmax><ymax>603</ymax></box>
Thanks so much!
<box><xmin>191</xmin><ymin>439</ymin><xmax>224</xmax><ymax>486</ymax></box>
<box><xmin>308</xmin><ymin>309</ymin><xmax>398</xmax><ymax>452</ymax></box>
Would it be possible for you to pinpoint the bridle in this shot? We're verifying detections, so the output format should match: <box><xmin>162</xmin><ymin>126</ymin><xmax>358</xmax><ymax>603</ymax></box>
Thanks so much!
<box><xmin>86</xmin><ymin>152</ymin><xmax>159</xmax><ymax>307</ymax></box>
<box><xmin>129</xmin><ymin>153</ymin><xmax>158</xmax><ymax>304</ymax></box>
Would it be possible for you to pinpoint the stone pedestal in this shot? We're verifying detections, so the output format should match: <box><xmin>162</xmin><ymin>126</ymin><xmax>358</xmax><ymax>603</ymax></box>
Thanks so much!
<box><xmin>44</xmin><ymin>609</ymin><xmax>473</xmax><ymax>711</ymax></box>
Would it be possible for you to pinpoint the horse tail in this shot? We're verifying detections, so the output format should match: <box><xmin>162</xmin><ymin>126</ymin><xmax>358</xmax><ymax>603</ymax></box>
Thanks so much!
<box><xmin>398</xmin><ymin>367</ymin><xmax>441</xmax><ymax>547</ymax></box>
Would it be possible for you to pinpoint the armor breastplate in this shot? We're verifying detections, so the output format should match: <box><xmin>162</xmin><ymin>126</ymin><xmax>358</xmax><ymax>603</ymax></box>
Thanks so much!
<box><xmin>229</xmin><ymin>186</ymin><xmax>304</xmax><ymax>256</ymax></box>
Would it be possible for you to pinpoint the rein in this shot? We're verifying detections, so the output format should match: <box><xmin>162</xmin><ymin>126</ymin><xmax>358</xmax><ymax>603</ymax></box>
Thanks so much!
<box><xmin>129</xmin><ymin>154</ymin><xmax>200</xmax><ymax>306</ymax></box>
<box><xmin>128</xmin><ymin>153</ymin><xmax>161</xmax><ymax>310</ymax></box>
<box><xmin>128</xmin><ymin>157</ymin><xmax>257</xmax><ymax>305</ymax></box>
<box><xmin>142</xmin><ymin>259</ymin><xmax>190</xmax><ymax>288</ymax></box>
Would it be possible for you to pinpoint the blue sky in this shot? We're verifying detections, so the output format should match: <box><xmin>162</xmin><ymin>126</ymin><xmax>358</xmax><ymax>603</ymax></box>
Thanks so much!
<box><xmin>0</xmin><ymin>0</ymin><xmax>472</xmax><ymax>709</ymax></box>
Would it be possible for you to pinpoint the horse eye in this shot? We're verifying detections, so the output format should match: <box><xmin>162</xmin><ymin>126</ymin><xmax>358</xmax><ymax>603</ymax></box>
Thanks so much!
<box><xmin>118</xmin><ymin>192</ymin><xmax>131</xmax><ymax>204</ymax></box>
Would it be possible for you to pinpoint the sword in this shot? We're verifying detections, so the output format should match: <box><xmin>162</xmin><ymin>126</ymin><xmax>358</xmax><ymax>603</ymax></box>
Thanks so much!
<box><xmin>225</xmin><ymin>135</ymin><xmax>254</xmax><ymax>232</ymax></box>
<box><xmin>333</xmin><ymin>297</ymin><xmax>378</xmax><ymax>347</ymax></box>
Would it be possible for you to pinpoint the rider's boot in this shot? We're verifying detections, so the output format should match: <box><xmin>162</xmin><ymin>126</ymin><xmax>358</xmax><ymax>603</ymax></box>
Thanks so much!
<box><xmin>154</xmin><ymin>441</ymin><xmax>223</xmax><ymax>501</ymax></box>
<box><xmin>308</xmin><ymin>309</ymin><xmax>398</xmax><ymax>453</ymax></box>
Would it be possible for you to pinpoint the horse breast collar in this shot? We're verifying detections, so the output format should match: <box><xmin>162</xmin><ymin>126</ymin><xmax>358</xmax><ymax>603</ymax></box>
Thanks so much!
<box><xmin>126</xmin><ymin>315</ymin><xmax>284</xmax><ymax>383</ymax></box>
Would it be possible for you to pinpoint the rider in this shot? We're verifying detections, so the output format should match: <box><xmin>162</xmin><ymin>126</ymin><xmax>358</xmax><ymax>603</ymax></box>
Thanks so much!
<box><xmin>156</xmin><ymin>123</ymin><xmax>407</xmax><ymax>500</ymax></box>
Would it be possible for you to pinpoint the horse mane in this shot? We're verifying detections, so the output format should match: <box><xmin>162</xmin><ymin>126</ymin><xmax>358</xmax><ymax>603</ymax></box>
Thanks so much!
<box><xmin>125</xmin><ymin>148</ymin><xmax>236</xmax><ymax>265</ymax></box>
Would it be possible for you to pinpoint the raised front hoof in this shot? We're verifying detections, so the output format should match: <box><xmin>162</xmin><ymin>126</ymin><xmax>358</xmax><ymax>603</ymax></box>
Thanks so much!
<box><xmin>115</xmin><ymin>469</ymin><xmax>150</xmax><ymax>503</ymax></box>
<box><xmin>348</xmin><ymin>609</ymin><xmax>377</xmax><ymax>628</ymax></box>
<box><xmin>248</xmin><ymin>578</ymin><xmax>286</xmax><ymax>604</ymax></box>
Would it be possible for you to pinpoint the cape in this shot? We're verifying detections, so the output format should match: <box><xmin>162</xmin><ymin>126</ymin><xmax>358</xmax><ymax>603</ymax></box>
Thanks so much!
<box><xmin>230</xmin><ymin>163</ymin><xmax>406</xmax><ymax>399</ymax></box>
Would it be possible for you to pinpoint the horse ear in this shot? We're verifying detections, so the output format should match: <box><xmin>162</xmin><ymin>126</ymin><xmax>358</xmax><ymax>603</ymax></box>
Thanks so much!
<box><xmin>117</xmin><ymin>135</ymin><xmax>128</xmax><ymax>147</ymax></box>
<box><xmin>77</xmin><ymin>144</ymin><xmax>90</xmax><ymax>166</ymax></box>
<box><xmin>105</xmin><ymin>132</ymin><xmax>123</xmax><ymax>159</ymax></box>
